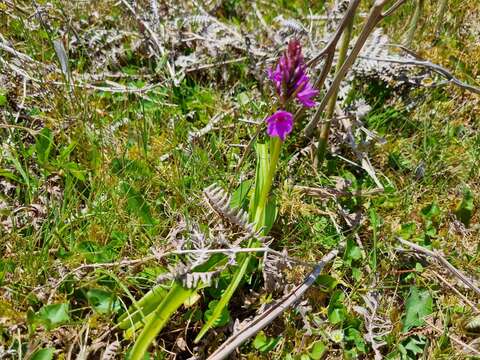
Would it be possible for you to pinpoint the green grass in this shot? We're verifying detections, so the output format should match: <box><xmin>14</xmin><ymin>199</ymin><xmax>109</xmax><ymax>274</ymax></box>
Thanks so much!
<box><xmin>1</xmin><ymin>0</ymin><xmax>480</xmax><ymax>358</ymax></box>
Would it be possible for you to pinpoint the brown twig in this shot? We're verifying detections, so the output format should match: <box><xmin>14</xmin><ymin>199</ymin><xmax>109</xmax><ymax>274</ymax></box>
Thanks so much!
<box><xmin>304</xmin><ymin>0</ymin><xmax>408</xmax><ymax>137</ymax></box>
<box><xmin>425</xmin><ymin>319</ymin><xmax>480</xmax><ymax>356</ymax></box>
<box><xmin>397</xmin><ymin>237</ymin><xmax>480</xmax><ymax>297</ymax></box>
<box><xmin>358</xmin><ymin>52</ymin><xmax>480</xmax><ymax>95</ymax></box>
<box><xmin>430</xmin><ymin>269</ymin><xmax>480</xmax><ymax>314</ymax></box>
<box><xmin>206</xmin><ymin>248</ymin><xmax>340</xmax><ymax>360</ymax></box>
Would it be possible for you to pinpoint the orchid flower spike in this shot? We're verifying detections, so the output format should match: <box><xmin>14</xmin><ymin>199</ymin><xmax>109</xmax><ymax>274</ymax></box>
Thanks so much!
<box><xmin>268</xmin><ymin>39</ymin><xmax>318</xmax><ymax>108</ymax></box>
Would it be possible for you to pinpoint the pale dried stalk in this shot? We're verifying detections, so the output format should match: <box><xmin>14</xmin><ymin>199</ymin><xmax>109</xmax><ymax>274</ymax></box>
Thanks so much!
<box><xmin>119</xmin><ymin>0</ymin><xmax>176</xmax><ymax>82</ymax></box>
<box><xmin>304</xmin><ymin>0</ymin><xmax>408</xmax><ymax>137</ymax></box>
<box><xmin>206</xmin><ymin>248</ymin><xmax>340</xmax><ymax>360</ymax></box>
<box><xmin>425</xmin><ymin>319</ymin><xmax>480</xmax><ymax>356</ymax></box>
<box><xmin>397</xmin><ymin>237</ymin><xmax>480</xmax><ymax>297</ymax></box>
<box><xmin>47</xmin><ymin>246</ymin><xmax>314</xmax><ymax>302</ymax></box>
<box><xmin>360</xmin><ymin>52</ymin><xmax>480</xmax><ymax>95</ymax></box>
<box><xmin>430</xmin><ymin>269</ymin><xmax>480</xmax><ymax>314</ymax></box>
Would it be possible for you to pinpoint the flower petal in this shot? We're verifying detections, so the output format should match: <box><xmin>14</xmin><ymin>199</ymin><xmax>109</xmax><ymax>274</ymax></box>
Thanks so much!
<box><xmin>266</xmin><ymin>110</ymin><xmax>294</xmax><ymax>141</ymax></box>
<box><xmin>296</xmin><ymin>83</ymin><xmax>318</xmax><ymax>108</ymax></box>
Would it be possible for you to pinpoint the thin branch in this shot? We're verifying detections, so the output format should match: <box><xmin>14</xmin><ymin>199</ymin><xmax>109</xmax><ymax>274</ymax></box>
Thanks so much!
<box><xmin>206</xmin><ymin>248</ymin><xmax>340</xmax><ymax>360</ymax></box>
<box><xmin>358</xmin><ymin>54</ymin><xmax>480</xmax><ymax>95</ymax></box>
<box><xmin>425</xmin><ymin>319</ymin><xmax>480</xmax><ymax>356</ymax></box>
<box><xmin>47</xmin><ymin>246</ymin><xmax>315</xmax><ymax>302</ymax></box>
<box><xmin>430</xmin><ymin>269</ymin><xmax>480</xmax><ymax>314</ymax></box>
<box><xmin>397</xmin><ymin>237</ymin><xmax>480</xmax><ymax>297</ymax></box>
<box><xmin>119</xmin><ymin>0</ymin><xmax>176</xmax><ymax>82</ymax></box>
<box><xmin>304</xmin><ymin>0</ymin><xmax>407</xmax><ymax>137</ymax></box>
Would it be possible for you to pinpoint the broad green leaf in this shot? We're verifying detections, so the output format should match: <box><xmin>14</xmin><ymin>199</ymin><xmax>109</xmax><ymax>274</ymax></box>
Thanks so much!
<box><xmin>315</xmin><ymin>274</ymin><xmax>338</xmax><ymax>292</ymax></box>
<box><xmin>249</xmin><ymin>143</ymin><xmax>269</xmax><ymax>221</ymax></box>
<box><xmin>345</xmin><ymin>238</ymin><xmax>362</xmax><ymax>265</ymax></box>
<box><xmin>327</xmin><ymin>291</ymin><xmax>346</xmax><ymax>324</ymax></box>
<box><xmin>120</xmin><ymin>182</ymin><xmax>155</xmax><ymax>225</ymax></box>
<box><xmin>118</xmin><ymin>285</ymin><xmax>169</xmax><ymax>330</ymax></box>
<box><xmin>455</xmin><ymin>188</ymin><xmax>474</xmax><ymax>227</ymax></box>
<box><xmin>129</xmin><ymin>282</ymin><xmax>195</xmax><ymax>360</ymax></box>
<box><xmin>86</xmin><ymin>288</ymin><xmax>121</xmax><ymax>315</ymax></box>
<box><xmin>35</xmin><ymin>303</ymin><xmax>70</xmax><ymax>330</ymax></box>
<box><xmin>420</xmin><ymin>203</ymin><xmax>440</xmax><ymax>220</ymax></box>
<box><xmin>63</xmin><ymin>162</ymin><xmax>86</xmax><ymax>181</ymax></box>
<box><xmin>0</xmin><ymin>88</ymin><xmax>6</xmax><ymax>107</ymax></box>
<box><xmin>309</xmin><ymin>341</ymin><xmax>327</xmax><ymax>360</ymax></box>
<box><xmin>30</xmin><ymin>348</ymin><xmax>54</xmax><ymax>360</ymax></box>
<box><xmin>35</xmin><ymin>127</ymin><xmax>54</xmax><ymax>164</ymax></box>
<box><xmin>0</xmin><ymin>169</ymin><xmax>19</xmax><ymax>182</ymax></box>
<box><xmin>402</xmin><ymin>287</ymin><xmax>433</xmax><ymax>332</ymax></box>
<box><xmin>194</xmin><ymin>253</ymin><xmax>252</xmax><ymax>343</ymax></box>
<box><xmin>253</xmin><ymin>331</ymin><xmax>281</xmax><ymax>353</ymax></box>
<box><xmin>230</xmin><ymin>179</ymin><xmax>252</xmax><ymax>210</ymax></box>
<box><xmin>203</xmin><ymin>300</ymin><xmax>230</xmax><ymax>328</ymax></box>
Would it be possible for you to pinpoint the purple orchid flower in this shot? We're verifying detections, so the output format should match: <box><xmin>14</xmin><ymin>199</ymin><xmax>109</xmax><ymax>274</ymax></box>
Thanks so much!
<box><xmin>266</xmin><ymin>110</ymin><xmax>294</xmax><ymax>141</ymax></box>
<box><xmin>268</xmin><ymin>39</ymin><xmax>318</xmax><ymax>108</ymax></box>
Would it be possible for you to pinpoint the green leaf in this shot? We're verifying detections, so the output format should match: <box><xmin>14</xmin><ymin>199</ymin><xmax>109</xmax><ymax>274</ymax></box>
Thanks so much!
<box><xmin>34</xmin><ymin>303</ymin><xmax>70</xmax><ymax>330</ymax></box>
<box><xmin>120</xmin><ymin>182</ymin><xmax>155</xmax><ymax>225</ymax></box>
<box><xmin>315</xmin><ymin>274</ymin><xmax>338</xmax><ymax>292</ymax></box>
<box><xmin>203</xmin><ymin>300</ymin><xmax>230</xmax><ymax>328</ymax></box>
<box><xmin>230</xmin><ymin>179</ymin><xmax>252</xmax><ymax>210</ymax></box>
<box><xmin>63</xmin><ymin>162</ymin><xmax>86</xmax><ymax>181</ymax></box>
<box><xmin>262</xmin><ymin>196</ymin><xmax>278</xmax><ymax>234</ymax></box>
<box><xmin>309</xmin><ymin>340</ymin><xmax>327</xmax><ymax>360</ymax></box>
<box><xmin>327</xmin><ymin>291</ymin><xmax>346</xmax><ymax>324</ymax></box>
<box><xmin>194</xmin><ymin>253</ymin><xmax>252</xmax><ymax>343</ymax></box>
<box><xmin>249</xmin><ymin>143</ymin><xmax>269</xmax><ymax>220</ymax></box>
<box><xmin>253</xmin><ymin>331</ymin><xmax>281</xmax><ymax>353</ymax></box>
<box><xmin>30</xmin><ymin>348</ymin><xmax>55</xmax><ymax>360</ymax></box>
<box><xmin>420</xmin><ymin>203</ymin><xmax>440</xmax><ymax>220</ymax></box>
<box><xmin>118</xmin><ymin>285</ymin><xmax>169</xmax><ymax>330</ymax></box>
<box><xmin>455</xmin><ymin>188</ymin><xmax>474</xmax><ymax>227</ymax></box>
<box><xmin>345</xmin><ymin>238</ymin><xmax>362</xmax><ymax>265</ymax></box>
<box><xmin>0</xmin><ymin>88</ymin><xmax>7</xmax><ymax>107</ymax></box>
<box><xmin>402</xmin><ymin>287</ymin><xmax>433</xmax><ymax>332</ymax></box>
<box><xmin>129</xmin><ymin>282</ymin><xmax>195</xmax><ymax>360</ymax></box>
<box><xmin>35</xmin><ymin>127</ymin><xmax>54</xmax><ymax>164</ymax></box>
<box><xmin>397</xmin><ymin>222</ymin><xmax>416</xmax><ymax>239</ymax></box>
<box><xmin>86</xmin><ymin>288</ymin><xmax>121</xmax><ymax>315</ymax></box>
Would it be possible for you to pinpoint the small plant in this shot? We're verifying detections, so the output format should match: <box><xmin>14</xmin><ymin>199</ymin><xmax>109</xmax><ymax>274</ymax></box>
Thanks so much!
<box><xmin>123</xmin><ymin>38</ymin><xmax>319</xmax><ymax>359</ymax></box>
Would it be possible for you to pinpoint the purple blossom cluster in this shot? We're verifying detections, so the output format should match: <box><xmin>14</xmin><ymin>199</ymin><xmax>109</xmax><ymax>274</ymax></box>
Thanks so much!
<box><xmin>266</xmin><ymin>39</ymin><xmax>318</xmax><ymax>141</ymax></box>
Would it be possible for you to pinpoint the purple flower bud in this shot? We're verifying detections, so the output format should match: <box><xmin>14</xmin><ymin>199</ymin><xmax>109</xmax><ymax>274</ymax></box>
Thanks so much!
<box><xmin>267</xmin><ymin>39</ymin><xmax>318</xmax><ymax>107</ymax></box>
<box><xmin>266</xmin><ymin>110</ymin><xmax>294</xmax><ymax>141</ymax></box>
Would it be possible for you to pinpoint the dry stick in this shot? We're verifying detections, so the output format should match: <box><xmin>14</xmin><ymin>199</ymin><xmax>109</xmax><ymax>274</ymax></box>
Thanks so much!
<box><xmin>314</xmin><ymin>13</ymin><xmax>354</xmax><ymax>168</ymax></box>
<box><xmin>430</xmin><ymin>269</ymin><xmax>480</xmax><ymax>314</ymax></box>
<box><xmin>304</xmin><ymin>0</ymin><xmax>408</xmax><ymax>137</ymax></box>
<box><xmin>359</xmin><ymin>53</ymin><xmax>480</xmax><ymax>95</ymax></box>
<box><xmin>206</xmin><ymin>248</ymin><xmax>340</xmax><ymax>360</ymax></box>
<box><xmin>434</xmin><ymin>0</ymin><xmax>448</xmax><ymax>36</ymax></box>
<box><xmin>397</xmin><ymin>237</ymin><xmax>480</xmax><ymax>297</ymax></box>
<box><xmin>295</xmin><ymin>0</ymin><xmax>361</xmax><ymax>124</ymax></box>
<box><xmin>404</xmin><ymin>0</ymin><xmax>425</xmax><ymax>47</ymax></box>
<box><xmin>119</xmin><ymin>0</ymin><xmax>176</xmax><ymax>82</ymax></box>
<box><xmin>47</xmin><ymin>246</ymin><xmax>315</xmax><ymax>302</ymax></box>
<box><xmin>424</xmin><ymin>319</ymin><xmax>480</xmax><ymax>356</ymax></box>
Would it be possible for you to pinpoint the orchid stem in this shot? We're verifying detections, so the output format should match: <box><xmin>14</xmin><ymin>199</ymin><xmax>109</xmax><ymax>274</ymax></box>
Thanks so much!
<box><xmin>315</xmin><ymin>13</ymin><xmax>354</xmax><ymax>168</ymax></box>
